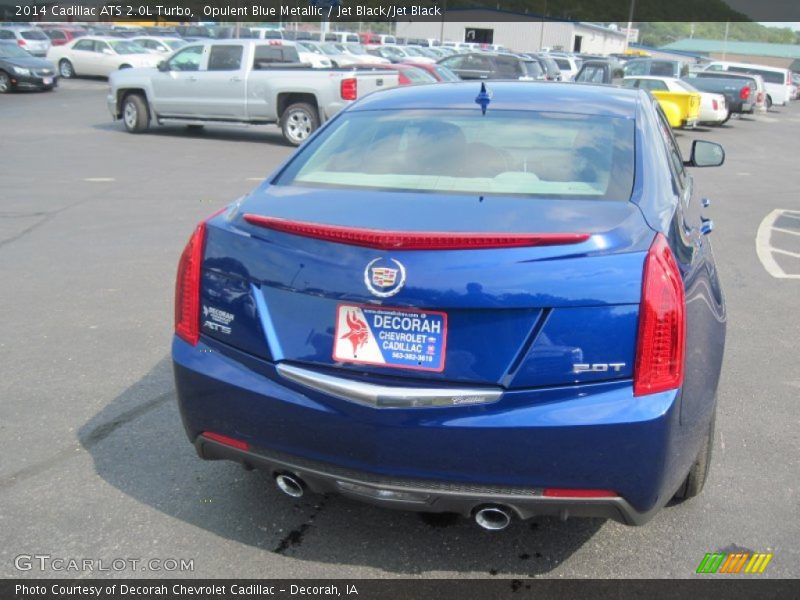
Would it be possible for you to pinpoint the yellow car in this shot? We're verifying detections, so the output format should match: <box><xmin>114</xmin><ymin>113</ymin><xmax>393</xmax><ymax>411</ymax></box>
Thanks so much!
<box><xmin>623</xmin><ymin>77</ymin><xmax>701</xmax><ymax>128</ymax></box>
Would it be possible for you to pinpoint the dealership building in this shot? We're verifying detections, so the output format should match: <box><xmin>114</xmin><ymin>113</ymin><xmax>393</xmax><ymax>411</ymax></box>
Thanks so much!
<box><xmin>660</xmin><ymin>39</ymin><xmax>800</xmax><ymax>71</ymax></box>
<box><xmin>396</xmin><ymin>11</ymin><xmax>628</xmax><ymax>54</ymax></box>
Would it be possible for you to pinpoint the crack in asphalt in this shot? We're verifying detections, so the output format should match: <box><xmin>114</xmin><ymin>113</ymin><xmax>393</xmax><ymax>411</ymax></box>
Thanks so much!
<box><xmin>272</xmin><ymin>495</ymin><xmax>329</xmax><ymax>555</ymax></box>
<box><xmin>0</xmin><ymin>211</ymin><xmax>49</xmax><ymax>218</ymax></box>
<box><xmin>80</xmin><ymin>390</ymin><xmax>175</xmax><ymax>448</ymax></box>
<box><xmin>0</xmin><ymin>390</ymin><xmax>174</xmax><ymax>492</ymax></box>
<box><xmin>0</xmin><ymin>190</ymin><xmax>109</xmax><ymax>251</ymax></box>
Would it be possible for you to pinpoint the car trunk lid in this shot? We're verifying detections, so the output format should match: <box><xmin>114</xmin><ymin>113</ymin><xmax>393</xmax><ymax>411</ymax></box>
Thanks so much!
<box><xmin>202</xmin><ymin>186</ymin><xmax>653</xmax><ymax>389</ymax></box>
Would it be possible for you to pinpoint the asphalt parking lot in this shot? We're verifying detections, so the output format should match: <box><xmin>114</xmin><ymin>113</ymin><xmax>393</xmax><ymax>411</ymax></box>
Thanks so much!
<box><xmin>1</xmin><ymin>79</ymin><xmax>799</xmax><ymax>579</ymax></box>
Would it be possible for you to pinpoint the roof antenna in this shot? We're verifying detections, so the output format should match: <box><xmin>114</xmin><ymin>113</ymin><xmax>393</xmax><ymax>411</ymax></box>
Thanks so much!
<box><xmin>475</xmin><ymin>82</ymin><xmax>491</xmax><ymax>115</ymax></box>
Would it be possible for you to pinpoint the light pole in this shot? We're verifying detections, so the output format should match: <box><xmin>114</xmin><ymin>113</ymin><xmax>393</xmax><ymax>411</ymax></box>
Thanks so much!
<box><xmin>722</xmin><ymin>21</ymin><xmax>730</xmax><ymax>60</ymax></box>
<box><xmin>538</xmin><ymin>0</ymin><xmax>547</xmax><ymax>51</ymax></box>
<box><xmin>439</xmin><ymin>0</ymin><xmax>447</xmax><ymax>43</ymax></box>
<box><xmin>624</xmin><ymin>0</ymin><xmax>636</xmax><ymax>53</ymax></box>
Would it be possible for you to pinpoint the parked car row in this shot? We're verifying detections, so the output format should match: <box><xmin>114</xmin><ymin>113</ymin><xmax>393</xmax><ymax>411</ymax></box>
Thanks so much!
<box><xmin>569</xmin><ymin>57</ymin><xmax>797</xmax><ymax>129</ymax></box>
<box><xmin>3</xmin><ymin>27</ymin><xmax>796</xmax><ymax>148</ymax></box>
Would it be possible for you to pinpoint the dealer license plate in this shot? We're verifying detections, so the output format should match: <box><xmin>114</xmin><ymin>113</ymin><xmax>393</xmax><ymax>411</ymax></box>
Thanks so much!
<box><xmin>333</xmin><ymin>304</ymin><xmax>447</xmax><ymax>372</ymax></box>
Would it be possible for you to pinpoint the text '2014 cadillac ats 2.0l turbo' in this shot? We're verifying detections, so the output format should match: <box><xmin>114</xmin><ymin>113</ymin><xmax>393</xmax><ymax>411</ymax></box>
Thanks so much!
<box><xmin>172</xmin><ymin>81</ymin><xmax>727</xmax><ymax>530</ymax></box>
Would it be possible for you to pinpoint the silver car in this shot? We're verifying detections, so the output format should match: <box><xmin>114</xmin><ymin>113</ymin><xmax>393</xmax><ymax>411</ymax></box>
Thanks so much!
<box><xmin>0</xmin><ymin>27</ymin><xmax>51</xmax><ymax>57</ymax></box>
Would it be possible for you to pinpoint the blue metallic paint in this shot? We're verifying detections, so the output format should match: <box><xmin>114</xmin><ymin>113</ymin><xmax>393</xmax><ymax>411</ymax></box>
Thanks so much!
<box><xmin>172</xmin><ymin>82</ymin><xmax>726</xmax><ymax>523</ymax></box>
<box><xmin>174</xmin><ymin>336</ymin><xmax>681</xmax><ymax>513</ymax></box>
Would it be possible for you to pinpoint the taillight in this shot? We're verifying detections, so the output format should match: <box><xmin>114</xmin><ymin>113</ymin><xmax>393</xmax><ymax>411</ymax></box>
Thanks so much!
<box><xmin>757</xmin><ymin>91</ymin><xmax>764</xmax><ymax>103</ymax></box>
<box><xmin>633</xmin><ymin>234</ymin><xmax>685</xmax><ymax>397</ymax></box>
<box><xmin>712</xmin><ymin>99</ymin><xmax>718</xmax><ymax>110</ymax></box>
<box><xmin>739</xmin><ymin>86</ymin><xmax>750</xmax><ymax>100</ymax></box>
<box><xmin>17</xmin><ymin>39</ymin><xmax>26</xmax><ymax>46</ymax></box>
<box><xmin>340</xmin><ymin>77</ymin><xmax>357</xmax><ymax>101</ymax></box>
<box><xmin>203</xmin><ymin>432</ymin><xmax>249</xmax><ymax>451</ymax></box>
<box><xmin>174</xmin><ymin>222</ymin><xmax>207</xmax><ymax>346</ymax></box>
<box><xmin>786</xmin><ymin>72</ymin><xmax>792</xmax><ymax>85</ymax></box>
<box><xmin>174</xmin><ymin>207</ymin><xmax>227</xmax><ymax>345</ymax></box>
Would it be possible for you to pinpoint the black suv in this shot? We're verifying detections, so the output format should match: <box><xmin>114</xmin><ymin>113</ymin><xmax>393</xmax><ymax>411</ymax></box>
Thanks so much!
<box><xmin>437</xmin><ymin>52</ymin><xmax>545</xmax><ymax>80</ymax></box>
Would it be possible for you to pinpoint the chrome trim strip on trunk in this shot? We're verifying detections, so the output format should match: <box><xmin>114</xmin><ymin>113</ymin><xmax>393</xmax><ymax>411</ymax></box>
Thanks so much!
<box><xmin>276</xmin><ymin>363</ymin><xmax>502</xmax><ymax>409</ymax></box>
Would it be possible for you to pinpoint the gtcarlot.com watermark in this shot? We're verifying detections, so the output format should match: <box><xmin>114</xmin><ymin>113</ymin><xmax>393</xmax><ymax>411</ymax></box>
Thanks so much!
<box><xmin>14</xmin><ymin>554</ymin><xmax>194</xmax><ymax>573</ymax></box>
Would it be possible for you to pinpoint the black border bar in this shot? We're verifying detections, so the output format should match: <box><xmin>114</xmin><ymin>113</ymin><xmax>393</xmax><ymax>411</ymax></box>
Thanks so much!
<box><xmin>3</xmin><ymin>0</ymin><xmax>800</xmax><ymax>23</ymax></box>
<box><xmin>4</xmin><ymin>579</ymin><xmax>800</xmax><ymax>600</ymax></box>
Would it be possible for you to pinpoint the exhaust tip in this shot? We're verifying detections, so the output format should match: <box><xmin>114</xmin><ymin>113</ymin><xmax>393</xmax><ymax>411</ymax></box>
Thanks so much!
<box><xmin>474</xmin><ymin>505</ymin><xmax>512</xmax><ymax>531</ymax></box>
<box><xmin>275</xmin><ymin>473</ymin><xmax>305</xmax><ymax>498</ymax></box>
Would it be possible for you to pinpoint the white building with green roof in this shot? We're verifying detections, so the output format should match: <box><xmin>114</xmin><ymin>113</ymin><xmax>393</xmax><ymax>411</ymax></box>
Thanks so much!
<box><xmin>661</xmin><ymin>39</ymin><xmax>800</xmax><ymax>71</ymax></box>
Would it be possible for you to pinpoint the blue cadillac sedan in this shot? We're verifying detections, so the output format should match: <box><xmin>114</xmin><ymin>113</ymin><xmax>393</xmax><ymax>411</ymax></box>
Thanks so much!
<box><xmin>172</xmin><ymin>82</ymin><xmax>726</xmax><ymax>529</ymax></box>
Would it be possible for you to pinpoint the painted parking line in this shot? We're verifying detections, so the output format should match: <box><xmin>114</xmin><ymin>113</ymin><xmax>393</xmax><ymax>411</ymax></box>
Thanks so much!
<box><xmin>83</xmin><ymin>178</ymin><xmax>116</xmax><ymax>183</ymax></box>
<box><xmin>756</xmin><ymin>209</ymin><xmax>800</xmax><ymax>279</ymax></box>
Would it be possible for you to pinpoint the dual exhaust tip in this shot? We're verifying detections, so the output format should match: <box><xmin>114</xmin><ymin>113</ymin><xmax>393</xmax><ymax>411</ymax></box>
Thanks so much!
<box><xmin>474</xmin><ymin>505</ymin><xmax>513</xmax><ymax>531</ymax></box>
<box><xmin>274</xmin><ymin>473</ymin><xmax>305</xmax><ymax>498</ymax></box>
<box><xmin>274</xmin><ymin>473</ymin><xmax>514</xmax><ymax>531</ymax></box>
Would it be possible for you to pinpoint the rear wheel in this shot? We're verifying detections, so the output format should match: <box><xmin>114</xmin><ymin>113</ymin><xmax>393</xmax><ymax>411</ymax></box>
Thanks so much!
<box><xmin>121</xmin><ymin>93</ymin><xmax>149</xmax><ymax>133</ymax></box>
<box><xmin>766</xmin><ymin>95</ymin><xmax>773</xmax><ymax>110</ymax></box>
<box><xmin>280</xmin><ymin>102</ymin><xmax>319</xmax><ymax>146</ymax></box>
<box><xmin>119</xmin><ymin>64</ymin><xmax>132</xmax><ymax>70</ymax></box>
<box><xmin>673</xmin><ymin>407</ymin><xmax>716</xmax><ymax>501</ymax></box>
<box><xmin>59</xmin><ymin>59</ymin><xmax>74</xmax><ymax>79</ymax></box>
<box><xmin>0</xmin><ymin>71</ymin><xmax>10</xmax><ymax>94</ymax></box>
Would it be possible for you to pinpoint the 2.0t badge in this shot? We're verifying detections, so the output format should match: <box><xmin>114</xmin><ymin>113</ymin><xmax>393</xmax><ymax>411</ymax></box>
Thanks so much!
<box><xmin>364</xmin><ymin>258</ymin><xmax>406</xmax><ymax>298</ymax></box>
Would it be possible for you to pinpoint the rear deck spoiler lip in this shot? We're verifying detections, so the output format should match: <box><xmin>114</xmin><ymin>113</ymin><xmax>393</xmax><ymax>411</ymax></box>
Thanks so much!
<box><xmin>242</xmin><ymin>214</ymin><xmax>591</xmax><ymax>251</ymax></box>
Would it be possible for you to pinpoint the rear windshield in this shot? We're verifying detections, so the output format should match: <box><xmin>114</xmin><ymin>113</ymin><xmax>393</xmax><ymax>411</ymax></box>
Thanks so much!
<box><xmin>727</xmin><ymin>65</ymin><xmax>785</xmax><ymax>84</ymax></box>
<box><xmin>433</xmin><ymin>66</ymin><xmax>460</xmax><ymax>81</ymax></box>
<box><xmin>523</xmin><ymin>61</ymin><xmax>544</xmax><ymax>77</ymax></box>
<box><xmin>0</xmin><ymin>43</ymin><xmax>28</xmax><ymax>58</ymax></box>
<box><xmin>276</xmin><ymin>110</ymin><xmax>635</xmax><ymax>200</ymax></box>
<box><xmin>21</xmin><ymin>30</ymin><xmax>49</xmax><ymax>41</ymax></box>
<box><xmin>673</xmin><ymin>80</ymin><xmax>697</xmax><ymax>93</ymax></box>
<box><xmin>698</xmin><ymin>72</ymin><xmax>757</xmax><ymax>86</ymax></box>
<box><xmin>403</xmin><ymin>67</ymin><xmax>437</xmax><ymax>83</ymax></box>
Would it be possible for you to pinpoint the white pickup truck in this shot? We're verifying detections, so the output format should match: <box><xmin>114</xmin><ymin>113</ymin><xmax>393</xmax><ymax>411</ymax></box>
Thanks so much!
<box><xmin>106</xmin><ymin>39</ymin><xmax>399</xmax><ymax>145</ymax></box>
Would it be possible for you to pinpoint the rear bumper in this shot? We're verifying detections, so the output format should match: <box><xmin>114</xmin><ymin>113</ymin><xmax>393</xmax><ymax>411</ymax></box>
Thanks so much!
<box><xmin>173</xmin><ymin>336</ymin><xmax>694</xmax><ymax>525</ymax></box>
<box><xmin>197</xmin><ymin>434</ymin><xmax>657</xmax><ymax>525</ymax></box>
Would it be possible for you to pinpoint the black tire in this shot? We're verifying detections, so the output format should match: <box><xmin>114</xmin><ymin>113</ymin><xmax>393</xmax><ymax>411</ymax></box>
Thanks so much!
<box><xmin>280</xmin><ymin>102</ymin><xmax>319</xmax><ymax>146</ymax></box>
<box><xmin>59</xmin><ymin>59</ymin><xmax>74</xmax><ymax>79</ymax></box>
<box><xmin>0</xmin><ymin>71</ymin><xmax>11</xmax><ymax>94</ymax></box>
<box><xmin>121</xmin><ymin>93</ymin><xmax>149</xmax><ymax>133</ymax></box>
<box><xmin>766</xmin><ymin>95</ymin><xmax>773</xmax><ymax>110</ymax></box>
<box><xmin>673</xmin><ymin>408</ymin><xmax>716</xmax><ymax>501</ymax></box>
<box><xmin>119</xmin><ymin>64</ymin><xmax>132</xmax><ymax>70</ymax></box>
